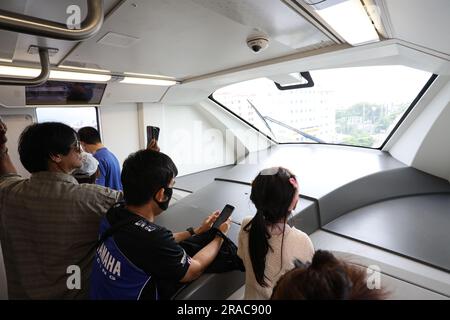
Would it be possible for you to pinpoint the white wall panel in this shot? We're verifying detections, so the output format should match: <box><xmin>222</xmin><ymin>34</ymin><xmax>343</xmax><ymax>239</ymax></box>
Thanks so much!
<box><xmin>140</xmin><ymin>103</ymin><xmax>237</xmax><ymax>176</ymax></box>
<box><xmin>0</xmin><ymin>107</ymin><xmax>36</xmax><ymax>178</ymax></box>
<box><xmin>98</xmin><ymin>103</ymin><xmax>140</xmax><ymax>167</ymax></box>
<box><xmin>390</xmin><ymin>80</ymin><xmax>450</xmax><ymax>181</ymax></box>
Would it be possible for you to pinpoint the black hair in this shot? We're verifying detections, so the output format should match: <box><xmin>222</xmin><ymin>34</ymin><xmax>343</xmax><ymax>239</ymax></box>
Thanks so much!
<box><xmin>78</xmin><ymin>126</ymin><xmax>102</xmax><ymax>144</ymax></box>
<box><xmin>244</xmin><ymin>167</ymin><xmax>297</xmax><ymax>287</ymax></box>
<box><xmin>271</xmin><ymin>250</ymin><xmax>389</xmax><ymax>300</ymax></box>
<box><xmin>121</xmin><ymin>149</ymin><xmax>178</xmax><ymax>206</ymax></box>
<box><xmin>74</xmin><ymin>168</ymin><xmax>99</xmax><ymax>185</ymax></box>
<box><xmin>18</xmin><ymin>122</ymin><xmax>78</xmax><ymax>173</ymax></box>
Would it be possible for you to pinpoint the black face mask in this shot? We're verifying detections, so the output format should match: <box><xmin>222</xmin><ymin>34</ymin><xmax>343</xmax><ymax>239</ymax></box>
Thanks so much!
<box><xmin>154</xmin><ymin>187</ymin><xmax>173</xmax><ymax>211</ymax></box>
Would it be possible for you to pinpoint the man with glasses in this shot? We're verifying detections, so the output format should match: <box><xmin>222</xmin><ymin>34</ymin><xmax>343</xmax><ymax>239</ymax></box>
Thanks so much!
<box><xmin>0</xmin><ymin>120</ymin><xmax>122</xmax><ymax>299</ymax></box>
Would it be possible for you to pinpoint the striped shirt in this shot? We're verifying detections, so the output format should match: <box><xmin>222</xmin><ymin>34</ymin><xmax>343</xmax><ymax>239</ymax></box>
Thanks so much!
<box><xmin>0</xmin><ymin>171</ymin><xmax>122</xmax><ymax>299</ymax></box>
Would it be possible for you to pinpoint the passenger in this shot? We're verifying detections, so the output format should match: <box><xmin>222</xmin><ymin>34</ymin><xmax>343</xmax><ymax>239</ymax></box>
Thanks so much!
<box><xmin>78</xmin><ymin>126</ymin><xmax>122</xmax><ymax>191</ymax></box>
<box><xmin>0</xmin><ymin>121</ymin><xmax>122</xmax><ymax>299</ymax></box>
<box><xmin>73</xmin><ymin>151</ymin><xmax>100</xmax><ymax>184</ymax></box>
<box><xmin>237</xmin><ymin>167</ymin><xmax>314</xmax><ymax>299</ymax></box>
<box><xmin>271</xmin><ymin>250</ymin><xmax>388</xmax><ymax>300</ymax></box>
<box><xmin>90</xmin><ymin>149</ymin><xmax>230</xmax><ymax>300</ymax></box>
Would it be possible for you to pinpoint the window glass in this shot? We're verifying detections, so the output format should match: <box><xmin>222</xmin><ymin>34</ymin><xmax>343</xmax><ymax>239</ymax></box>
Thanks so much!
<box><xmin>213</xmin><ymin>66</ymin><xmax>432</xmax><ymax>148</ymax></box>
<box><xmin>36</xmin><ymin>107</ymin><xmax>98</xmax><ymax>131</ymax></box>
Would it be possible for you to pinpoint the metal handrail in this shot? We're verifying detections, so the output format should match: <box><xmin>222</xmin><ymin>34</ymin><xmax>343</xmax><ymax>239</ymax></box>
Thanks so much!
<box><xmin>0</xmin><ymin>0</ymin><xmax>103</xmax><ymax>41</ymax></box>
<box><xmin>0</xmin><ymin>48</ymin><xmax>49</xmax><ymax>86</ymax></box>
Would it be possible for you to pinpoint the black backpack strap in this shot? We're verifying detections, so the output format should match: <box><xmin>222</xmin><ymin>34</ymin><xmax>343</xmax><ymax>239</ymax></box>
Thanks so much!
<box><xmin>77</xmin><ymin>215</ymin><xmax>142</xmax><ymax>267</ymax></box>
<box><xmin>96</xmin><ymin>215</ymin><xmax>141</xmax><ymax>247</ymax></box>
<box><xmin>212</xmin><ymin>228</ymin><xmax>229</xmax><ymax>242</ymax></box>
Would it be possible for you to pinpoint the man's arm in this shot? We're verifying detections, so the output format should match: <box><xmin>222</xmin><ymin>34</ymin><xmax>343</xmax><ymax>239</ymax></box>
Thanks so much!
<box><xmin>0</xmin><ymin>117</ymin><xmax>17</xmax><ymax>176</ymax></box>
<box><xmin>180</xmin><ymin>219</ymin><xmax>231</xmax><ymax>283</ymax></box>
<box><xmin>173</xmin><ymin>211</ymin><xmax>220</xmax><ymax>243</ymax></box>
<box><xmin>173</xmin><ymin>230</ymin><xmax>192</xmax><ymax>243</ymax></box>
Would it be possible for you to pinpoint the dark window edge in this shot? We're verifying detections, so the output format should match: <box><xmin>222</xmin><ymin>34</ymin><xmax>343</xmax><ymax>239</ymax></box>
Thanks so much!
<box><xmin>379</xmin><ymin>73</ymin><xmax>438</xmax><ymax>150</ymax></box>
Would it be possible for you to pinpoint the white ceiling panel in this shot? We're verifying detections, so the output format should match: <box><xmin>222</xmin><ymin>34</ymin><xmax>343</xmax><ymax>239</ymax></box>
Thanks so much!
<box><xmin>62</xmin><ymin>0</ymin><xmax>333</xmax><ymax>79</ymax></box>
<box><xmin>0</xmin><ymin>1</ymin><xmax>27</xmax><ymax>61</ymax></box>
<box><xmin>0</xmin><ymin>0</ymin><xmax>120</xmax><ymax>65</ymax></box>
<box><xmin>190</xmin><ymin>0</ymin><xmax>332</xmax><ymax>49</ymax></box>
<box><xmin>382</xmin><ymin>0</ymin><xmax>450</xmax><ymax>55</ymax></box>
<box><xmin>101</xmin><ymin>82</ymin><xmax>168</xmax><ymax>104</ymax></box>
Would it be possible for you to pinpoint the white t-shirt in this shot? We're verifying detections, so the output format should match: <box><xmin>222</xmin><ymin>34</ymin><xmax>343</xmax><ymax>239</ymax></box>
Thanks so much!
<box><xmin>237</xmin><ymin>216</ymin><xmax>315</xmax><ymax>300</ymax></box>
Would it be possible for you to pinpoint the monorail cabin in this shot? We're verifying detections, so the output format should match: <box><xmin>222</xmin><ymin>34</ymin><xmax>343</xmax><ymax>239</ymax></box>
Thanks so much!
<box><xmin>0</xmin><ymin>0</ymin><xmax>449</xmax><ymax>301</ymax></box>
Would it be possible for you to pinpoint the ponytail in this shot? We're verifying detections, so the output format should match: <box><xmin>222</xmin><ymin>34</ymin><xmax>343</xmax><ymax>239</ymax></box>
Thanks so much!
<box><xmin>244</xmin><ymin>210</ymin><xmax>271</xmax><ymax>287</ymax></box>
<box><xmin>245</xmin><ymin>167</ymin><xmax>298</xmax><ymax>288</ymax></box>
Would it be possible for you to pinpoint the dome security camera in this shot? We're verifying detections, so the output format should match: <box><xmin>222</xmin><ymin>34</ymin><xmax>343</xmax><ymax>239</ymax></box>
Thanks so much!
<box><xmin>246</xmin><ymin>35</ymin><xmax>269</xmax><ymax>53</ymax></box>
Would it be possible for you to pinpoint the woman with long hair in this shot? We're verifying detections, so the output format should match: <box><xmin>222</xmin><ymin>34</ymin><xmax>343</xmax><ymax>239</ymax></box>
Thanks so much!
<box><xmin>237</xmin><ymin>167</ymin><xmax>314</xmax><ymax>299</ymax></box>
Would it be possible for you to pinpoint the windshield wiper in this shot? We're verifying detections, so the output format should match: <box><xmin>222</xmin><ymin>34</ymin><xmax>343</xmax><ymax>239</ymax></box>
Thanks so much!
<box><xmin>263</xmin><ymin>116</ymin><xmax>325</xmax><ymax>143</ymax></box>
<box><xmin>247</xmin><ymin>99</ymin><xmax>276</xmax><ymax>138</ymax></box>
<box><xmin>247</xmin><ymin>99</ymin><xmax>324</xmax><ymax>143</ymax></box>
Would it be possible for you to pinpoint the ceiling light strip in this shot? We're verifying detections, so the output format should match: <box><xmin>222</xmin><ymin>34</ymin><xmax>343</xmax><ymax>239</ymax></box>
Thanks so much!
<box><xmin>0</xmin><ymin>65</ymin><xmax>178</xmax><ymax>85</ymax></box>
<box><xmin>311</xmin><ymin>0</ymin><xmax>379</xmax><ymax>45</ymax></box>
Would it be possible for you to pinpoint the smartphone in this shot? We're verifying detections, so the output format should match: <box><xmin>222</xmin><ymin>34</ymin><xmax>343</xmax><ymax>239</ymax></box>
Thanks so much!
<box><xmin>212</xmin><ymin>204</ymin><xmax>235</xmax><ymax>229</ymax></box>
<box><xmin>146</xmin><ymin>126</ymin><xmax>160</xmax><ymax>145</ymax></box>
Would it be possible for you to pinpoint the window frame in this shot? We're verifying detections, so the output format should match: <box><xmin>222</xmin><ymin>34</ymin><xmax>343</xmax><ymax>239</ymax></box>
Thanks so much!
<box><xmin>210</xmin><ymin>73</ymin><xmax>438</xmax><ymax>150</ymax></box>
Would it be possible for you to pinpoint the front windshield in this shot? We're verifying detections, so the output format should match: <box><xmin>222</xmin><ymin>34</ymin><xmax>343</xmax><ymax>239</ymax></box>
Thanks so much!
<box><xmin>213</xmin><ymin>65</ymin><xmax>432</xmax><ymax>148</ymax></box>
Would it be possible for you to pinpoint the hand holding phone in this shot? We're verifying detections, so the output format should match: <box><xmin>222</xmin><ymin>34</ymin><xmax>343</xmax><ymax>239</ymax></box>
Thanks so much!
<box><xmin>146</xmin><ymin>126</ymin><xmax>160</xmax><ymax>144</ymax></box>
<box><xmin>212</xmin><ymin>204</ymin><xmax>235</xmax><ymax>230</ymax></box>
<box><xmin>146</xmin><ymin>126</ymin><xmax>160</xmax><ymax>152</ymax></box>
